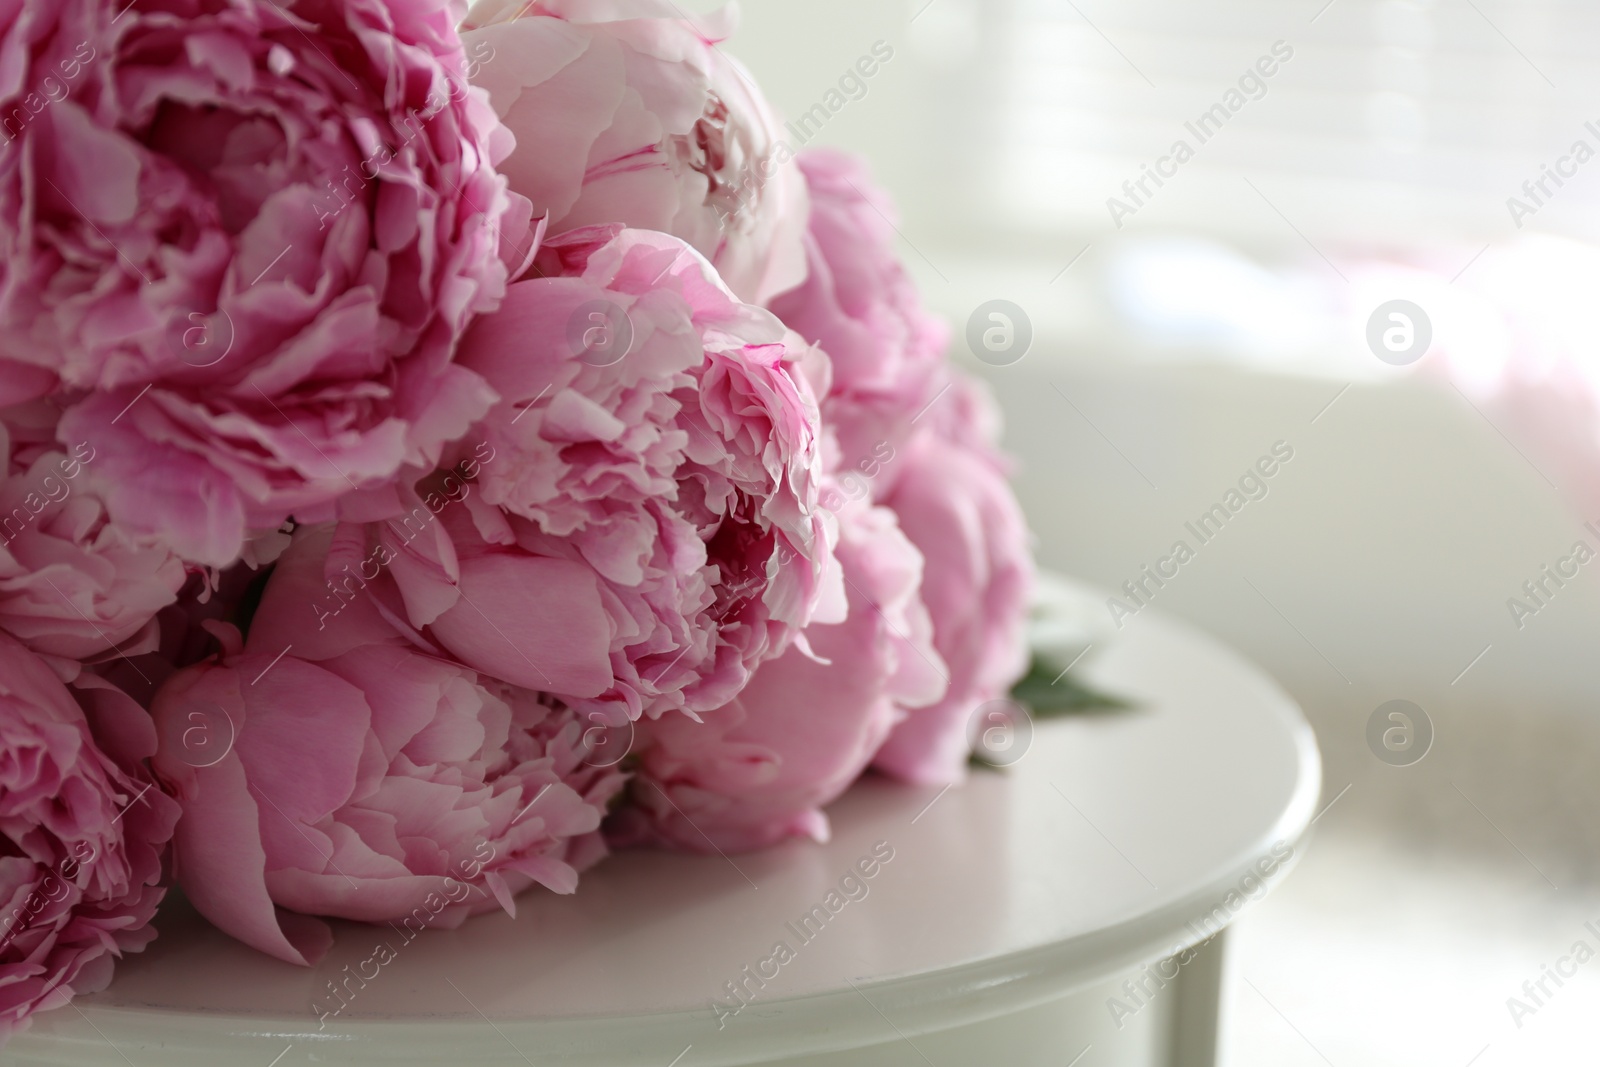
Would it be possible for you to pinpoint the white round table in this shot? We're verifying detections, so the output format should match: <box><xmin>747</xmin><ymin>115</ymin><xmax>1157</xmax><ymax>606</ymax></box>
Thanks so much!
<box><xmin>11</xmin><ymin>601</ymin><xmax>1320</xmax><ymax>1067</ymax></box>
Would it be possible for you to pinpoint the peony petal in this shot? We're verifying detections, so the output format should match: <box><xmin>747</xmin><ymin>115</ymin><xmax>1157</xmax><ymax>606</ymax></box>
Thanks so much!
<box><xmin>429</xmin><ymin>554</ymin><xmax>613</xmax><ymax>696</ymax></box>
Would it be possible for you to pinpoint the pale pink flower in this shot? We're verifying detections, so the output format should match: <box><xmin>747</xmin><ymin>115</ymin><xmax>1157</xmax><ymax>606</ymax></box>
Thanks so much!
<box><xmin>314</xmin><ymin>225</ymin><xmax>840</xmax><ymax>725</ymax></box>
<box><xmin>149</xmin><ymin>612</ymin><xmax>623</xmax><ymax>967</ymax></box>
<box><xmin>872</xmin><ymin>376</ymin><xmax>1034</xmax><ymax>785</ymax></box>
<box><xmin>768</xmin><ymin>149</ymin><xmax>1036</xmax><ymax>784</ymax></box>
<box><xmin>0</xmin><ymin>0</ymin><xmax>524</xmax><ymax>567</ymax></box>
<box><xmin>0</xmin><ymin>634</ymin><xmax>179</xmax><ymax>1040</ymax></box>
<box><xmin>462</xmin><ymin>0</ymin><xmax>808</xmax><ymax>303</ymax></box>
<box><xmin>769</xmin><ymin>149</ymin><xmax>949</xmax><ymax>475</ymax></box>
<box><xmin>616</xmin><ymin>499</ymin><xmax>946</xmax><ymax>851</ymax></box>
<box><xmin>0</xmin><ymin>402</ymin><xmax>185</xmax><ymax>666</ymax></box>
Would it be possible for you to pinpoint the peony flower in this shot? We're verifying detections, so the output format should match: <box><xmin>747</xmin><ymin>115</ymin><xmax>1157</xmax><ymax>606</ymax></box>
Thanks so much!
<box><xmin>765</xmin><ymin>146</ymin><xmax>1035</xmax><ymax>784</ymax></box>
<box><xmin>614</xmin><ymin>499</ymin><xmax>946</xmax><ymax>852</ymax></box>
<box><xmin>149</xmin><ymin>612</ymin><xmax>624</xmax><ymax>967</ymax></box>
<box><xmin>461</xmin><ymin>0</ymin><xmax>808</xmax><ymax>304</ymax></box>
<box><xmin>0</xmin><ymin>0</ymin><xmax>525</xmax><ymax>567</ymax></box>
<box><xmin>245</xmin><ymin>515</ymin><xmax>618</xmax><ymax>711</ymax></box>
<box><xmin>276</xmin><ymin>225</ymin><xmax>840</xmax><ymax>726</ymax></box>
<box><xmin>0</xmin><ymin>402</ymin><xmax>186</xmax><ymax>667</ymax></box>
<box><xmin>0</xmin><ymin>632</ymin><xmax>179</xmax><ymax>1040</ymax></box>
<box><xmin>768</xmin><ymin>149</ymin><xmax>949</xmax><ymax>477</ymax></box>
<box><xmin>871</xmin><ymin>376</ymin><xmax>1033</xmax><ymax>785</ymax></box>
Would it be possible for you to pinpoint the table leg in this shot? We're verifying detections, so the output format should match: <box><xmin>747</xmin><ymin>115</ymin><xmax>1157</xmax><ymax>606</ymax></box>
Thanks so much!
<box><xmin>1168</xmin><ymin>928</ymin><xmax>1230</xmax><ymax>1067</ymax></box>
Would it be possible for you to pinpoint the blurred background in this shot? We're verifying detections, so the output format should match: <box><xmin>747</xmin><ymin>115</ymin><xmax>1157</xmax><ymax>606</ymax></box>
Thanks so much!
<box><xmin>687</xmin><ymin>0</ymin><xmax>1600</xmax><ymax>1063</ymax></box>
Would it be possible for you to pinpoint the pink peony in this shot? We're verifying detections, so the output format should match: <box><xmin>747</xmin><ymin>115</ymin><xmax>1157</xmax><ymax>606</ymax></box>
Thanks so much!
<box><xmin>246</xmin><ymin>513</ymin><xmax>618</xmax><ymax>709</ymax></box>
<box><xmin>768</xmin><ymin>149</ymin><xmax>949</xmax><ymax>477</ymax></box>
<box><xmin>871</xmin><ymin>376</ymin><xmax>1033</xmax><ymax>785</ymax></box>
<box><xmin>461</xmin><ymin>0</ymin><xmax>808</xmax><ymax>304</ymax></box>
<box><xmin>0</xmin><ymin>402</ymin><xmax>186</xmax><ymax>667</ymax></box>
<box><xmin>286</xmin><ymin>224</ymin><xmax>840</xmax><ymax>726</ymax></box>
<box><xmin>768</xmin><ymin>146</ymin><xmax>1035</xmax><ymax>783</ymax></box>
<box><xmin>149</xmin><ymin>609</ymin><xmax>624</xmax><ymax>967</ymax></box>
<box><xmin>615</xmin><ymin>499</ymin><xmax>946</xmax><ymax>852</ymax></box>
<box><xmin>0</xmin><ymin>632</ymin><xmax>180</xmax><ymax>1040</ymax></box>
<box><xmin>0</xmin><ymin>0</ymin><xmax>524</xmax><ymax>567</ymax></box>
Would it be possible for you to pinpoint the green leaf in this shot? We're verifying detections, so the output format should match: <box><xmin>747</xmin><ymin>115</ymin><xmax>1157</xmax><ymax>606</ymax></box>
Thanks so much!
<box><xmin>1009</xmin><ymin>651</ymin><xmax>1131</xmax><ymax>718</ymax></box>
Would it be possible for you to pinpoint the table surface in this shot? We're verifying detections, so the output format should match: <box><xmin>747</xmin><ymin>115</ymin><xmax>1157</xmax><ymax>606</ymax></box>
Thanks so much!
<box><xmin>13</xmin><ymin>599</ymin><xmax>1321</xmax><ymax>1066</ymax></box>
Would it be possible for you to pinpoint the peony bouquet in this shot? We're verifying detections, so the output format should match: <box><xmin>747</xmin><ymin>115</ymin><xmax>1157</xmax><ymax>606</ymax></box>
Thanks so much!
<box><xmin>0</xmin><ymin>0</ymin><xmax>1034</xmax><ymax>1036</ymax></box>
